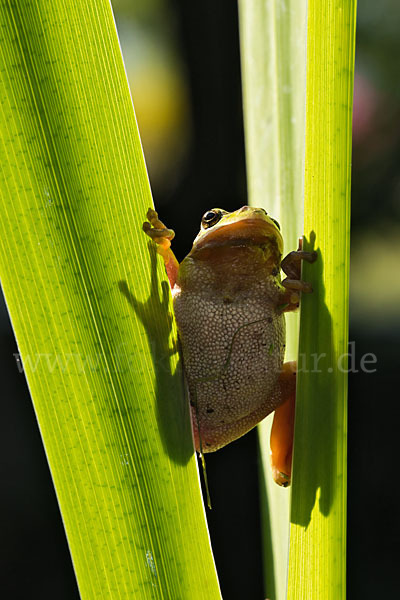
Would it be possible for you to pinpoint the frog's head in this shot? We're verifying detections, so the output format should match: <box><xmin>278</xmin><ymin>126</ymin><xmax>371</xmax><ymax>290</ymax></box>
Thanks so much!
<box><xmin>191</xmin><ymin>206</ymin><xmax>283</xmax><ymax>255</ymax></box>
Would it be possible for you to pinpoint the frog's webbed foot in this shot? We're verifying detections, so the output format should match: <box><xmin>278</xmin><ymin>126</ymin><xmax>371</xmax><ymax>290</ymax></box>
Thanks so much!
<box><xmin>280</xmin><ymin>238</ymin><xmax>317</xmax><ymax>311</ymax></box>
<box><xmin>143</xmin><ymin>208</ymin><xmax>175</xmax><ymax>255</ymax></box>
<box><xmin>143</xmin><ymin>208</ymin><xmax>180</xmax><ymax>288</ymax></box>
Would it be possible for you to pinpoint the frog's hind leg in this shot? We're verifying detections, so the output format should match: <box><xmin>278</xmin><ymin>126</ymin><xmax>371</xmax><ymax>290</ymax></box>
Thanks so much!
<box><xmin>143</xmin><ymin>208</ymin><xmax>180</xmax><ymax>288</ymax></box>
<box><xmin>270</xmin><ymin>361</ymin><xmax>296</xmax><ymax>487</ymax></box>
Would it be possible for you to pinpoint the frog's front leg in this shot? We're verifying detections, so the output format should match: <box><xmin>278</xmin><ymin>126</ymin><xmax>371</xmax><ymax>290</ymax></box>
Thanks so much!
<box><xmin>280</xmin><ymin>239</ymin><xmax>317</xmax><ymax>311</ymax></box>
<box><xmin>143</xmin><ymin>208</ymin><xmax>180</xmax><ymax>288</ymax></box>
<box><xmin>270</xmin><ymin>361</ymin><xmax>296</xmax><ymax>486</ymax></box>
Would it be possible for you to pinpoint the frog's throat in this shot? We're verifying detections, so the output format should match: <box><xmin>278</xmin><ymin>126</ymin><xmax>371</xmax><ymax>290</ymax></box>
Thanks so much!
<box><xmin>192</xmin><ymin>218</ymin><xmax>284</xmax><ymax>254</ymax></box>
<box><xmin>176</xmin><ymin>246</ymin><xmax>282</xmax><ymax>295</ymax></box>
<box><xmin>187</xmin><ymin>238</ymin><xmax>282</xmax><ymax>275</ymax></box>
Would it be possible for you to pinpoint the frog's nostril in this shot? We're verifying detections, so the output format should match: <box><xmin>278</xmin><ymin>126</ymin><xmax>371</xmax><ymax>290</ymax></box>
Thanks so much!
<box><xmin>238</xmin><ymin>205</ymin><xmax>251</xmax><ymax>213</ymax></box>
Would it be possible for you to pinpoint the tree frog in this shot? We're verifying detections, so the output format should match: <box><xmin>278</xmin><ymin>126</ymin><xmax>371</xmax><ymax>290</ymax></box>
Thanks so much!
<box><xmin>143</xmin><ymin>206</ymin><xmax>316</xmax><ymax>486</ymax></box>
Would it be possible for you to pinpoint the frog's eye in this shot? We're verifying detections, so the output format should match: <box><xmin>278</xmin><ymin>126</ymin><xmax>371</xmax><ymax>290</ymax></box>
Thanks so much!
<box><xmin>271</xmin><ymin>218</ymin><xmax>281</xmax><ymax>231</ymax></box>
<box><xmin>201</xmin><ymin>209</ymin><xmax>223</xmax><ymax>229</ymax></box>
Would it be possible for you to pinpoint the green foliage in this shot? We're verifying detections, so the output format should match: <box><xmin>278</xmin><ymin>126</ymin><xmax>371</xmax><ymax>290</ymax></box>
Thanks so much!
<box><xmin>238</xmin><ymin>0</ymin><xmax>307</xmax><ymax>597</ymax></box>
<box><xmin>288</xmin><ymin>1</ymin><xmax>356</xmax><ymax>598</ymax></box>
<box><xmin>239</xmin><ymin>0</ymin><xmax>356</xmax><ymax>598</ymax></box>
<box><xmin>0</xmin><ymin>2</ymin><xmax>220</xmax><ymax>598</ymax></box>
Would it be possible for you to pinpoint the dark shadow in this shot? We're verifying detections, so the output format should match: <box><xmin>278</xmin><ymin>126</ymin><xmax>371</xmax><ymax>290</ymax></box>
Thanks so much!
<box><xmin>290</xmin><ymin>230</ymin><xmax>337</xmax><ymax>527</ymax></box>
<box><xmin>118</xmin><ymin>243</ymin><xmax>193</xmax><ymax>466</ymax></box>
<box><xmin>258</xmin><ymin>463</ymin><xmax>277</xmax><ymax>600</ymax></box>
<box><xmin>203</xmin><ymin>429</ymin><xmax>265</xmax><ymax>600</ymax></box>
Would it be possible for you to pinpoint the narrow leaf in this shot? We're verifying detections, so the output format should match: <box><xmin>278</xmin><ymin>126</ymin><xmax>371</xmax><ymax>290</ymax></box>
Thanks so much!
<box><xmin>287</xmin><ymin>1</ymin><xmax>356</xmax><ymax>599</ymax></box>
<box><xmin>0</xmin><ymin>2</ymin><xmax>220</xmax><ymax>598</ymax></box>
<box><xmin>238</xmin><ymin>1</ymin><xmax>307</xmax><ymax>598</ymax></box>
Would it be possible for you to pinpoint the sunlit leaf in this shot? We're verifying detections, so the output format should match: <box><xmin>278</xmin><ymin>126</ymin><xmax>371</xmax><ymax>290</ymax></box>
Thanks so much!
<box><xmin>238</xmin><ymin>0</ymin><xmax>307</xmax><ymax>597</ymax></box>
<box><xmin>0</xmin><ymin>2</ymin><xmax>220</xmax><ymax>598</ymax></box>
<box><xmin>288</xmin><ymin>1</ymin><xmax>356</xmax><ymax>598</ymax></box>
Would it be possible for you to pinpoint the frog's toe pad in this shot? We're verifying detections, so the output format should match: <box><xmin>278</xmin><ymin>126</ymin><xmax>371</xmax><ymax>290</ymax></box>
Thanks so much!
<box><xmin>271</xmin><ymin>466</ymin><xmax>291</xmax><ymax>487</ymax></box>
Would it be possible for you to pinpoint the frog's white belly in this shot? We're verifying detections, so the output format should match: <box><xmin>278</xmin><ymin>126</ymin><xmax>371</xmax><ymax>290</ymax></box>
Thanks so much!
<box><xmin>173</xmin><ymin>288</ymin><xmax>285</xmax><ymax>451</ymax></box>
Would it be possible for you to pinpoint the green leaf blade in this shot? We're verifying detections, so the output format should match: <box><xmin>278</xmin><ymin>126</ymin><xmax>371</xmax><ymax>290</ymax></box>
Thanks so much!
<box><xmin>238</xmin><ymin>1</ymin><xmax>307</xmax><ymax>598</ymax></box>
<box><xmin>239</xmin><ymin>0</ymin><xmax>355</xmax><ymax>597</ymax></box>
<box><xmin>0</xmin><ymin>2</ymin><xmax>220</xmax><ymax>598</ymax></box>
<box><xmin>288</xmin><ymin>1</ymin><xmax>356</xmax><ymax>598</ymax></box>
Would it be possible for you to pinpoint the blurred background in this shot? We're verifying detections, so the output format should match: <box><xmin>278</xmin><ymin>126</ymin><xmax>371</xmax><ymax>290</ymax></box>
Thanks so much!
<box><xmin>1</xmin><ymin>1</ymin><xmax>399</xmax><ymax>598</ymax></box>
